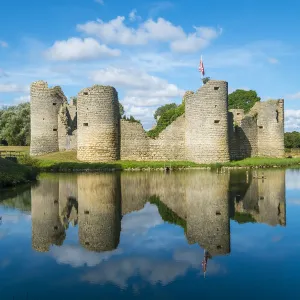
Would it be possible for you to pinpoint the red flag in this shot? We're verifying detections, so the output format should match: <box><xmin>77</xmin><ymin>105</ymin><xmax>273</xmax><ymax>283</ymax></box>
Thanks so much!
<box><xmin>199</xmin><ymin>56</ymin><xmax>205</xmax><ymax>76</ymax></box>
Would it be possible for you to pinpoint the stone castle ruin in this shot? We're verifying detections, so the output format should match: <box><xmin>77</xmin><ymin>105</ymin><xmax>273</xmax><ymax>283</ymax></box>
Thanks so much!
<box><xmin>30</xmin><ymin>80</ymin><xmax>284</xmax><ymax>163</ymax></box>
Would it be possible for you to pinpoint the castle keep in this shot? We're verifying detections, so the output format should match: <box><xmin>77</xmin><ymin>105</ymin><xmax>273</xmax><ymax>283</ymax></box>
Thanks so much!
<box><xmin>30</xmin><ymin>80</ymin><xmax>284</xmax><ymax>163</ymax></box>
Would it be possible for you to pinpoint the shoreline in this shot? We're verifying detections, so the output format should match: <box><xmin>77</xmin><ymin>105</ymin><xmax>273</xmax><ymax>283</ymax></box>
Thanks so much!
<box><xmin>17</xmin><ymin>151</ymin><xmax>300</xmax><ymax>172</ymax></box>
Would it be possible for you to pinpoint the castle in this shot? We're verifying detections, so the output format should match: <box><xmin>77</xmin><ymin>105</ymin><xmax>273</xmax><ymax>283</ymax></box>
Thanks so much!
<box><xmin>30</xmin><ymin>80</ymin><xmax>284</xmax><ymax>163</ymax></box>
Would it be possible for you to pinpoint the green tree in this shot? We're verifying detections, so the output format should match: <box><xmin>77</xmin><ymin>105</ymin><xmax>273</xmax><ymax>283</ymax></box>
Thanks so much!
<box><xmin>0</xmin><ymin>102</ymin><xmax>30</xmax><ymax>146</ymax></box>
<box><xmin>284</xmin><ymin>131</ymin><xmax>300</xmax><ymax>148</ymax></box>
<box><xmin>154</xmin><ymin>103</ymin><xmax>177</xmax><ymax>120</ymax></box>
<box><xmin>228</xmin><ymin>89</ymin><xmax>261</xmax><ymax>113</ymax></box>
<box><xmin>202</xmin><ymin>77</ymin><xmax>210</xmax><ymax>84</ymax></box>
<box><xmin>119</xmin><ymin>102</ymin><xmax>125</xmax><ymax>118</ymax></box>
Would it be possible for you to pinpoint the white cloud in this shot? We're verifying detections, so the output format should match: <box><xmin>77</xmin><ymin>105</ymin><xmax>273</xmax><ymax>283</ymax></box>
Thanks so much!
<box><xmin>285</xmin><ymin>92</ymin><xmax>300</xmax><ymax>100</ymax></box>
<box><xmin>50</xmin><ymin>245</ymin><xmax>122</xmax><ymax>268</ymax></box>
<box><xmin>0</xmin><ymin>40</ymin><xmax>8</xmax><ymax>48</ymax></box>
<box><xmin>285</xmin><ymin>109</ymin><xmax>300</xmax><ymax>131</ymax></box>
<box><xmin>45</xmin><ymin>37</ymin><xmax>120</xmax><ymax>61</ymax></box>
<box><xmin>77</xmin><ymin>16</ymin><xmax>221</xmax><ymax>52</ymax></box>
<box><xmin>129</xmin><ymin>9</ymin><xmax>141</xmax><ymax>22</ymax></box>
<box><xmin>94</xmin><ymin>0</ymin><xmax>104</xmax><ymax>4</ymax></box>
<box><xmin>0</xmin><ymin>83</ymin><xmax>29</xmax><ymax>93</ymax></box>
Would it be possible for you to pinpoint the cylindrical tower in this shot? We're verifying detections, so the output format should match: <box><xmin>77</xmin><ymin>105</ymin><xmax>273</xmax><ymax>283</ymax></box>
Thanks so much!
<box><xmin>257</xmin><ymin>99</ymin><xmax>285</xmax><ymax>157</ymax></box>
<box><xmin>77</xmin><ymin>85</ymin><xmax>120</xmax><ymax>161</ymax></box>
<box><xmin>185</xmin><ymin>170</ymin><xmax>230</xmax><ymax>256</ymax></box>
<box><xmin>30</xmin><ymin>81</ymin><xmax>67</xmax><ymax>156</ymax></box>
<box><xmin>77</xmin><ymin>173</ymin><xmax>121</xmax><ymax>252</ymax></box>
<box><xmin>185</xmin><ymin>80</ymin><xmax>230</xmax><ymax>163</ymax></box>
<box><xmin>31</xmin><ymin>178</ymin><xmax>66</xmax><ymax>252</ymax></box>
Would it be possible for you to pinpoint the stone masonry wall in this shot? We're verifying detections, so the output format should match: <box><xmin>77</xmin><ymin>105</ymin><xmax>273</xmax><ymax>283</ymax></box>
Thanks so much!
<box><xmin>185</xmin><ymin>80</ymin><xmax>230</xmax><ymax>163</ymax></box>
<box><xmin>77</xmin><ymin>85</ymin><xmax>120</xmax><ymax>162</ymax></box>
<box><xmin>30</xmin><ymin>81</ymin><xmax>67</xmax><ymax>156</ymax></box>
<box><xmin>120</xmin><ymin>115</ymin><xmax>185</xmax><ymax>161</ymax></box>
<box><xmin>257</xmin><ymin>100</ymin><xmax>285</xmax><ymax>157</ymax></box>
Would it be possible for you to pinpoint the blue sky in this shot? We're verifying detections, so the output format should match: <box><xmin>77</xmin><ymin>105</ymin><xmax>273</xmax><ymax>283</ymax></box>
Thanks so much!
<box><xmin>0</xmin><ymin>0</ymin><xmax>300</xmax><ymax>130</ymax></box>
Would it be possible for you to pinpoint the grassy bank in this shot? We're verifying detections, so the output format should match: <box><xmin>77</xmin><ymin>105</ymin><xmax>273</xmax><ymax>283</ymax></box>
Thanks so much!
<box><xmin>0</xmin><ymin>157</ymin><xmax>37</xmax><ymax>188</ymax></box>
<box><xmin>17</xmin><ymin>150</ymin><xmax>300</xmax><ymax>172</ymax></box>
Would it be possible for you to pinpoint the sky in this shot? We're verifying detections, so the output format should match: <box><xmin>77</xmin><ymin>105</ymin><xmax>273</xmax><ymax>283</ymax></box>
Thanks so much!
<box><xmin>0</xmin><ymin>0</ymin><xmax>300</xmax><ymax>130</ymax></box>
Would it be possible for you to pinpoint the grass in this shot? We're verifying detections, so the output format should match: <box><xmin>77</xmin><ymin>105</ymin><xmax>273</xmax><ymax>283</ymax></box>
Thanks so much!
<box><xmin>16</xmin><ymin>150</ymin><xmax>300</xmax><ymax>172</ymax></box>
<box><xmin>0</xmin><ymin>146</ymin><xmax>30</xmax><ymax>153</ymax></box>
<box><xmin>0</xmin><ymin>157</ymin><xmax>37</xmax><ymax>188</ymax></box>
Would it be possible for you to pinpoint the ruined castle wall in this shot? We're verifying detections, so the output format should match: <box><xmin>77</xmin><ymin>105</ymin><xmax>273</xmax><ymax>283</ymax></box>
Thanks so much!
<box><xmin>185</xmin><ymin>171</ymin><xmax>230</xmax><ymax>256</ymax></box>
<box><xmin>185</xmin><ymin>80</ymin><xmax>230</xmax><ymax>163</ymax></box>
<box><xmin>30</xmin><ymin>81</ymin><xmax>67</xmax><ymax>156</ymax></box>
<box><xmin>257</xmin><ymin>100</ymin><xmax>285</xmax><ymax>157</ymax></box>
<box><xmin>58</xmin><ymin>103</ymin><xmax>77</xmax><ymax>151</ymax></box>
<box><xmin>77</xmin><ymin>86</ymin><xmax>120</xmax><ymax>162</ymax></box>
<box><xmin>77</xmin><ymin>173</ymin><xmax>121</xmax><ymax>252</ymax></box>
<box><xmin>120</xmin><ymin>120</ymin><xmax>149</xmax><ymax>161</ymax></box>
<box><xmin>120</xmin><ymin>115</ymin><xmax>185</xmax><ymax>161</ymax></box>
<box><xmin>148</xmin><ymin>115</ymin><xmax>185</xmax><ymax>161</ymax></box>
<box><xmin>229</xmin><ymin>109</ymin><xmax>258</xmax><ymax>160</ymax></box>
<box><xmin>31</xmin><ymin>178</ymin><xmax>65</xmax><ymax>252</ymax></box>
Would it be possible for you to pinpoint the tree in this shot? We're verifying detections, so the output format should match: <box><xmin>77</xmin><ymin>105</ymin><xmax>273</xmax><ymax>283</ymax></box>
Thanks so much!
<box><xmin>119</xmin><ymin>103</ymin><xmax>125</xmax><ymax>118</ymax></box>
<box><xmin>228</xmin><ymin>89</ymin><xmax>261</xmax><ymax>113</ymax></box>
<box><xmin>284</xmin><ymin>131</ymin><xmax>300</xmax><ymax>148</ymax></box>
<box><xmin>0</xmin><ymin>102</ymin><xmax>30</xmax><ymax>146</ymax></box>
<box><xmin>154</xmin><ymin>103</ymin><xmax>177</xmax><ymax>120</ymax></box>
<box><xmin>202</xmin><ymin>77</ymin><xmax>210</xmax><ymax>84</ymax></box>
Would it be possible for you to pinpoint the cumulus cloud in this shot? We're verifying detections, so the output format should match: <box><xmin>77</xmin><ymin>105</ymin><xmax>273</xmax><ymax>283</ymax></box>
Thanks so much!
<box><xmin>77</xmin><ymin>16</ymin><xmax>221</xmax><ymax>52</ymax></box>
<box><xmin>90</xmin><ymin>67</ymin><xmax>184</xmax><ymax>128</ymax></box>
<box><xmin>45</xmin><ymin>37</ymin><xmax>121</xmax><ymax>61</ymax></box>
<box><xmin>285</xmin><ymin>109</ymin><xmax>300</xmax><ymax>131</ymax></box>
<box><xmin>50</xmin><ymin>244</ymin><xmax>122</xmax><ymax>268</ymax></box>
<box><xmin>129</xmin><ymin>9</ymin><xmax>141</xmax><ymax>22</ymax></box>
<box><xmin>0</xmin><ymin>40</ymin><xmax>8</xmax><ymax>48</ymax></box>
<box><xmin>0</xmin><ymin>83</ymin><xmax>29</xmax><ymax>93</ymax></box>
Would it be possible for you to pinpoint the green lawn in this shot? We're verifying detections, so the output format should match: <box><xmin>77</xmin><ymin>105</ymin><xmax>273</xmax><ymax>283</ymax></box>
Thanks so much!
<box><xmin>17</xmin><ymin>150</ymin><xmax>300</xmax><ymax>172</ymax></box>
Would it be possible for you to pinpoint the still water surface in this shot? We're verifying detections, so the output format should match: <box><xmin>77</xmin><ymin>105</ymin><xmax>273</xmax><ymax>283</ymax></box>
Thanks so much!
<box><xmin>0</xmin><ymin>169</ymin><xmax>299</xmax><ymax>299</ymax></box>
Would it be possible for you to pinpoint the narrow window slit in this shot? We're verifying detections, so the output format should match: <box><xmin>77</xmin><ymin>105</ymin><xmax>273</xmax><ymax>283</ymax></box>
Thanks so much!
<box><xmin>214</xmin><ymin>120</ymin><xmax>220</xmax><ymax>124</ymax></box>
<box><xmin>83</xmin><ymin>92</ymin><xmax>88</xmax><ymax>95</ymax></box>
<box><xmin>84</xmin><ymin>210</ymin><xmax>89</xmax><ymax>215</ymax></box>
<box><xmin>53</xmin><ymin>103</ymin><xmax>57</xmax><ymax>106</ymax></box>
<box><xmin>83</xmin><ymin>123</ymin><xmax>88</xmax><ymax>127</ymax></box>
<box><xmin>216</xmin><ymin>211</ymin><xmax>221</xmax><ymax>215</ymax></box>
<box><xmin>53</xmin><ymin>128</ymin><xmax>57</xmax><ymax>132</ymax></box>
<box><xmin>259</xmin><ymin>125</ymin><xmax>263</xmax><ymax>129</ymax></box>
<box><xmin>54</xmin><ymin>226</ymin><xmax>58</xmax><ymax>230</ymax></box>
<box><xmin>214</xmin><ymin>87</ymin><xmax>219</xmax><ymax>90</ymax></box>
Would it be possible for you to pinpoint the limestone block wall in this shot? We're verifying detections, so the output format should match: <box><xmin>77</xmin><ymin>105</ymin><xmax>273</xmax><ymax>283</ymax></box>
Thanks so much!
<box><xmin>120</xmin><ymin>115</ymin><xmax>185</xmax><ymax>161</ymax></box>
<box><xmin>58</xmin><ymin>103</ymin><xmax>77</xmax><ymax>151</ymax></box>
<box><xmin>257</xmin><ymin>100</ymin><xmax>285</xmax><ymax>157</ymax></box>
<box><xmin>77</xmin><ymin>85</ymin><xmax>120</xmax><ymax>162</ymax></box>
<box><xmin>229</xmin><ymin>109</ymin><xmax>258</xmax><ymax>160</ymax></box>
<box><xmin>120</xmin><ymin>120</ymin><xmax>150</xmax><ymax>161</ymax></box>
<box><xmin>185</xmin><ymin>171</ymin><xmax>230</xmax><ymax>256</ymax></box>
<box><xmin>30</xmin><ymin>81</ymin><xmax>67</xmax><ymax>156</ymax></box>
<box><xmin>31</xmin><ymin>178</ymin><xmax>66</xmax><ymax>252</ymax></box>
<box><xmin>77</xmin><ymin>173</ymin><xmax>121</xmax><ymax>252</ymax></box>
<box><xmin>185</xmin><ymin>80</ymin><xmax>230</xmax><ymax>163</ymax></box>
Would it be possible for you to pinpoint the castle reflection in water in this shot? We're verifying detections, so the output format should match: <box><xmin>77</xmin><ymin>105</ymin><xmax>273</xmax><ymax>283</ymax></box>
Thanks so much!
<box><xmin>29</xmin><ymin>170</ymin><xmax>286</xmax><ymax>257</ymax></box>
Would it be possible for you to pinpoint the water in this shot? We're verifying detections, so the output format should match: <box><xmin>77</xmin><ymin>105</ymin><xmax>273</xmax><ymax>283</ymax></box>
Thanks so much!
<box><xmin>0</xmin><ymin>169</ymin><xmax>299</xmax><ymax>299</ymax></box>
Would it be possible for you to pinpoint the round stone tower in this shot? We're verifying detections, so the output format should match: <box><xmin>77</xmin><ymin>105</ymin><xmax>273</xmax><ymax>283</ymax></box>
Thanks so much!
<box><xmin>77</xmin><ymin>85</ymin><xmax>120</xmax><ymax>162</ymax></box>
<box><xmin>31</xmin><ymin>178</ymin><xmax>66</xmax><ymax>252</ymax></box>
<box><xmin>185</xmin><ymin>80</ymin><xmax>230</xmax><ymax>163</ymax></box>
<box><xmin>77</xmin><ymin>173</ymin><xmax>121</xmax><ymax>252</ymax></box>
<box><xmin>30</xmin><ymin>81</ymin><xmax>67</xmax><ymax>156</ymax></box>
<box><xmin>185</xmin><ymin>171</ymin><xmax>230</xmax><ymax>256</ymax></box>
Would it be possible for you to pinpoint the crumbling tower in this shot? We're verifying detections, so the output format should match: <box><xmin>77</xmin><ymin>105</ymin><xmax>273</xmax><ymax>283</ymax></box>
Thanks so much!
<box><xmin>185</xmin><ymin>80</ymin><xmax>230</xmax><ymax>163</ymax></box>
<box><xmin>30</xmin><ymin>81</ymin><xmax>67</xmax><ymax>156</ymax></box>
<box><xmin>31</xmin><ymin>178</ymin><xmax>66</xmax><ymax>252</ymax></box>
<box><xmin>77</xmin><ymin>173</ymin><xmax>121</xmax><ymax>252</ymax></box>
<box><xmin>257</xmin><ymin>100</ymin><xmax>285</xmax><ymax>157</ymax></box>
<box><xmin>77</xmin><ymin>85</ymin><xmax>120</xmax><ymax>162</ymax></box>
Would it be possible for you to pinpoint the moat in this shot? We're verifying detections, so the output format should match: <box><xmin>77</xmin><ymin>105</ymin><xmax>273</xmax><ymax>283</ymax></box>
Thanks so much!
<box><xmin>0</xmin><ymin>169</ymin><xmax>298</xmax><ymax>299</ymax></box>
